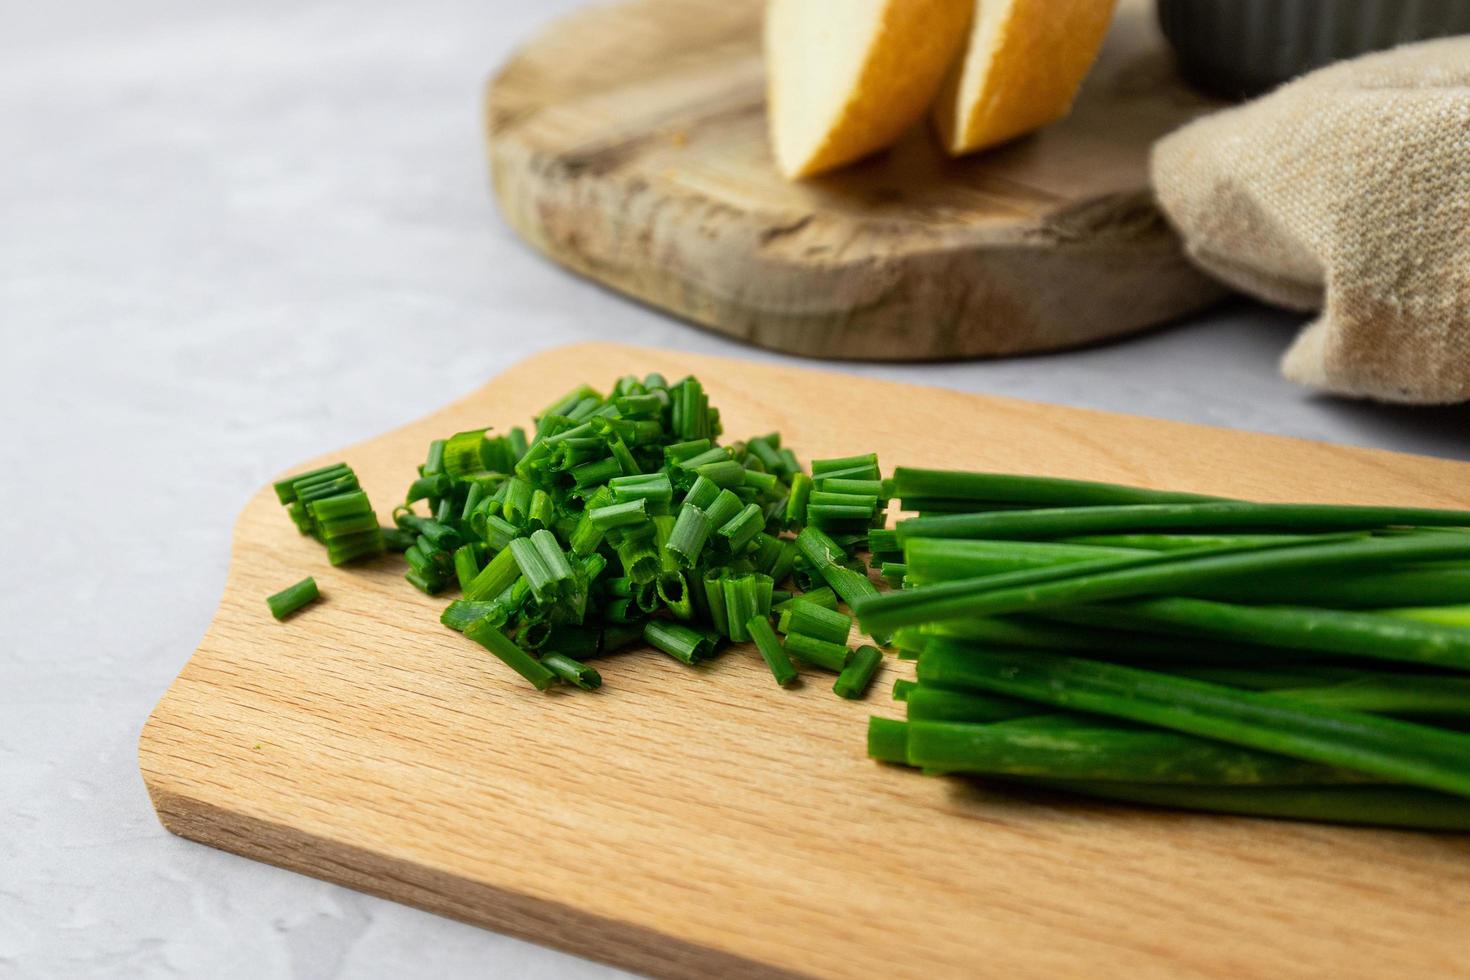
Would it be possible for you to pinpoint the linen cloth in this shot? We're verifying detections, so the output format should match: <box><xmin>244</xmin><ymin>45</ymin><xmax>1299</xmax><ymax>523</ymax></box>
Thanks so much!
<box><xmin>1152</xmin><ymin>38</ymin><xmax>1470</xmax><ymax>403</ymax></box>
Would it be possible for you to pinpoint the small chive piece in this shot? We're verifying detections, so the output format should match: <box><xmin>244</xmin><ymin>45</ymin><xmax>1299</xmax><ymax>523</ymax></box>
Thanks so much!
<box><xmin>530</xmin><ymin>529</ymin><xmax>575</xmax><ymax>595</ymax></box>
<box><xmin>479</xmin><ymin>514</ymin><xmax>519</xmax><ymax>551</ymax></box>
<box><xmin>684</xmin><ymin>475</ymin><xmax>722</xmax><ymax>510</ymax></box>
<box><xmin>509</xmin><ymin>536</ymin><xmax>557</xmax><ymax>600</ymax></box>
<box><xmin>774</xmin><ymin>586</ymin><xmax>838</xmax><ymax>612</ymax></box>
<box><xmin>657</xmin><ymin>570</ymin><xmax>695</xmax><ymax>620</ymax></box>
<box><xmin>834</xmin><ymin>645</ymin><xmax>884</xmax><ymax>699</ymax></box>
<box><xmin>748</xmin><ymin>615</ymin><xmax>798</xmax><ymax>687</ymax></box>
<box><xmin>382</xmin><ymin>526</ymin><xmax>416</xmax><ymax>552</ymax></box>
<box><xmin>666</xmin><ymin>505</ymin><xmax>713</xmax><ymax>568</ymax></box>
<box><xmin>813</xmin><ymin>453</ymin><xmax>880</xmax><ymax>479</ymax></box>
<box><xmin>741</xmin><ymin>469</ymin><xmax>780</xmax><ymax>494</ymax></box>
<box><xmin>644</xmin><ymin>620</ymin><xmax>714</xmax><ymax>665</ymax></box>
<box><xmin>405</xmin><ymin>568</ymin><xmax>443</xmax><ymax>595</ymax></box>
<box><xmin>723</xmin><ymin>575</ymin><xmax>759</xmax><ymax>643</ymax></box>
<box><xmin>266</xmin><ymin>577</ymin><xmax>320</xmax><ymax>620</ymax></box>
<box><xmin>777</xmin><ymin>600</ymin><xmax>852</xmax><ymax>645</ymax></box>
<box><xmin>441</xmin><ymin>600</ymin><xmax>506</xmax><ymax>632</ymax></box>
<box><xmin>696</xmin><ymin>459</ymin><xmax>747</xmax><ymax>488</ymax></box>
<box><xmin>784</xmin><ymin>473</ymin><xmax>812</xmax><ymax>527</ymax></box>
<box><xmin>784</xmin><ymin>632</ymin><xmax>851</xmax><ymax>672</ymax></box>
<box><xmin>463</xmin><ymin>620</ymin><xmax>558</xmax><ymax>690</ymax></box>
<box><xmin>703</xmin><ymin>489</ymin><xmax>744</xmax><ymax>530</ymax></box>
<box><xmin>796</xmin><ymin>526</ymin><xmax>885</xmax><ymax>640</ymax></box>
<box><xmin>464</xmin><ymin>545</ymin><xmax>521</xmax><ymax>602</ymax></box>
<box><xmin>718</xmin><ymin>503</ymin><xmax>766</xmax><ymax>554</ymax></box>
<box><xmin>572</xmin><ymin>456</ymin><xmax>623</xmax><ymax>489</ymax></box>
<box><xmin>589</xmin><ymin>498</ymin><xmax>649</xmax><ymax>529</ymax></box>
<box><xmin>453</xmin><ymin>544</ymin><xmax>481</xmax><ymax>591</ymax></box>
<box><xmin>273</xmin><ymin>463</ymin><xmax>349</xmax><ymax>504</ymax></box>
<box><xmin>540</xmin><ymin>652</ymin><xmax>602</xmax><ymax>690</ymax></box>
<box><xmin>665</xmin><ymin>438</ymin><xmax>712</xmax><ymax>464</ymax></box>
<box><xmin>703</xmin><ymin>568</ymin><xmax>730</xmax><ymax>637</ymax></box>
<box><xmin>527</xmin><ymin>488</ymin><xmax>556</xmax><ymax>530</ymax></box>
<box><xmin>609</xmin><ymin>471</ymin><xmax>673</xmax><ymax>506</ymax></box>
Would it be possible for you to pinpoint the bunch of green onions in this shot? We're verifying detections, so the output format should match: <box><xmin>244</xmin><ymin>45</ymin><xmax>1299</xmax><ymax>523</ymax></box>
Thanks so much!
<box><xmin>860</xmin><ymin>467</ymin><xmax>1470</xmax><ymax>831</ymax></box>
<box><xmin>272</xmin><ymin>375</ymin><xmax>890</xmax><ymax>698</ymax></box>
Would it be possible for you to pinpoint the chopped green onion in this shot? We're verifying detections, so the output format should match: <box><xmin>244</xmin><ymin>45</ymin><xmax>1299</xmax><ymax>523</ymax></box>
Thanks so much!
<box><xmin>508</xmin><ymin>536</ymin><xmax>558</xmax><ymax>600</ymax></box>
<box><xmin>813</xmin><ymin>454</ymin><xmax>879</xmax><ymax>478</ymax></box>
<box><xmin>784</xmin><ymin>633</ymin><xmax>851</xmax><ymax>672</ymax></box>
<box><xmin>609</xmin><ymin>471</ymin><xmax>673</xmax><ymax>506</ymax></box>
<box><xmin>742</xmin><ymin>469</ymin><xmax>780</xmax><ymax>494</ymax></box>
<box><xmin>572</xmin><ymin>456</ymin><xmax>623</xmax><ymax>488</ymax></box>
<box><xmin>704</xmin><ymin>489</ymin><xmax>743</xmax><ymax>529</ymax></box>
<box><xmin>665</xmin><ymin>505</ymin><xmax>712</xmax><ymax>569</ymax></box>
<box><xmin>464</xmin><ymin>620</ymin><xmax>557</xmax><ymax>690</ymax></box>
<box><xmin>796</xmin><ymin>527</ymin><xmax>885</xmax><ymax>638</ymax></box>
<box><xmin>453</xmin><ymin>544</ymin><xmax>481</xmax><ymax>591</ymax></box>
<box><xmin>465</xmin><ymin>545</ymin><xmax>521</xmax><ymax>602</ymax></box>
<box><xmin>816</xmin><ymin>478</ymin><xmax>884</xmax><ymax>497</ymax></box>
<box><xmin>540</xmin><ymin>652</ymin><xmax>601</xmax><ymax>690</ymax></box>
<box><xmin>723</xmin><ymin>575</ymin><xmax>759</xmax><ymax>642</ymax></box>
<box><xmin>748</xmin><ymin>615</ymin><xmax>799</xmax><ymax>687</ymax></box>
<box><xmin>272</xmin><ymin>463</ymin><xmax>349</xmax><ymax>504</ymax></box>
<box><xmin>644</xmin><ymin>620</ymin><xmax>714</xmax><ymax>665</ymax></box>
<box><xmin>834</xmin><ymin>645</ymin><xmax>883</xmax><ymax>699</ymax></box>
<box><xmin>266</xmin><ymin>577</ymin><xmax>320</xmax><ymax>620</ymax></box>
<box><xmin>405</xmin><ymin>568</ymin><xmax>444</xmax><ymax>595</ymax></box>
<box><xmin>784</xmin><ymin>473</ymin><xmax>813</xmax><ymax>527</ymax></box>
<box><xmin>774</xmin><ymin>586</ymin><xmax>837</xmax><ymax>612</ymax></box>
<box><xmin>615</xmin><ymin>534</ymin><xmax>660</xmax><ymax>584</ymax></box>
<box><xmin>717</xmin><ymin>503</ymin><xmax>765</xmax><ymax>554</ymax></box>
<box><xmin>777</xmin><ymin>600</ymin><xmax>852</xmax><ymax>645</ymax></box>
<box><xmin>657</xmin><ymin>570</ymin><xmax>694</xmax><ymax>620</ymax></box>
<box><xmin>664</xmin><ymin>438</ymin><xmax>712</xmax><ymax>463</ymax></box>
<box><xmin>530</xmin><ymin>529</ymin><xmax>575</xmax><ymax>595</ymax></box>
<box><xmin>441</xmin><ymin>600</ymin><xmax>507</xmax><ymax>632</ymax></box>
<box><xmin>696</xmin><ymin>459</ymin><xmax>747</xmax><ymax>488</ymax></box>
<box><xmin>588</xmin><ymin>498</ymin><xmax>649</xmax><ymax>529</ymax></box>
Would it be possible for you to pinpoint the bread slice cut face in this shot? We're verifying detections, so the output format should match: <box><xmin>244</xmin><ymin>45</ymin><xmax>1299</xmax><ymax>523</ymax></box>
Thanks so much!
<box><xmin>766</xmin><ymin>0</ymin><xmax>973</xmax><ymax>178</ymax></box>
<box><xmin>933</xmin><ymin>0</ymin><xmax>1118</xmax><ymax>156</ymax></box>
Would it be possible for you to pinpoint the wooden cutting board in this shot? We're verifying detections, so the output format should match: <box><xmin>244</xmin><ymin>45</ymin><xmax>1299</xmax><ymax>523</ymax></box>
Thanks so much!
<box><xmin>486</xmin><ymin>0</ymin><xmax>1229</xmax><ymax>361</ymax></box>
<box><xmin>140</xmin><ymin>344</ymin><xmax>1470</xmax><ymax>980</ymax></box>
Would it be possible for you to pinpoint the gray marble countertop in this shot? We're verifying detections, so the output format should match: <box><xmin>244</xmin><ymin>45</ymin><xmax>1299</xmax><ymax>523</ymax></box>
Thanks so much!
<box><xmin>4</xmin><ymin>1</ymin><xmax>1467</xmax><ymax>977</ymax></box>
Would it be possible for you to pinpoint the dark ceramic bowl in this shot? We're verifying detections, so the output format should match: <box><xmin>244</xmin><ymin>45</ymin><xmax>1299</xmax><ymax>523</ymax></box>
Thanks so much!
<box><xmin>1158</xmin><ymin>0</ymin><xmax>1470</xmax><ymax>99</ymax></box>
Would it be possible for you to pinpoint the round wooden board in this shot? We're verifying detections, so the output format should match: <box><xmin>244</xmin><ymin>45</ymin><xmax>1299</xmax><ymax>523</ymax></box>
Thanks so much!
<box><xmin>486</xmin><ymin>0</ymin><xmax>1229</xmax><ymax>360</ymax></box>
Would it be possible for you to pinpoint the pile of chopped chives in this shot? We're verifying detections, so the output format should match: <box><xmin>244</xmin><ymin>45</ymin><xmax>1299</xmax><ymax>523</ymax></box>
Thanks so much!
<box><xmin>265</xmin><ymin>397</ymin><xmax>1470</xmax><ymax>831</ymax></box>
<box><xmin>270</xmin><ymin>374</ymin><xmax>890</xmax><ymax>698</ymax></box>
<box><xmin>861</xmin><ymin>466</ymin><xmax>1470</xmax><ymax>831</ymax></box>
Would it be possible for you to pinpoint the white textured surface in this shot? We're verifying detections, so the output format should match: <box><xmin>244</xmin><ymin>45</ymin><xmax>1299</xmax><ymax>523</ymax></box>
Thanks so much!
<box><xmin>3</xmin><ymin>1</ymin><xmax>1468</xmax><ymax>978</ymax></box>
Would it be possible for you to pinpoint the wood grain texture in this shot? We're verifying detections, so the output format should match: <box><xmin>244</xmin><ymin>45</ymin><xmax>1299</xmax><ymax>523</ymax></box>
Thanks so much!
<box><xmin>485</xmin><ymin>0</ymin><xmax>1229</xmax><ymax>361</ymax></box>
<box><xmin>141</xmin><ymin>343</ymin><xmax>1470</xmax><ymax>979</ymax></box>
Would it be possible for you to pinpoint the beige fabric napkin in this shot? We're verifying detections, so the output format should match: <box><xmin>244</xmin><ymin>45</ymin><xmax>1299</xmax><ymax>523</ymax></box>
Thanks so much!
<box><xmin>1152</xmin><ymin>37</ymin><xmax>1470</xmax><ymax>404</ymax></box>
